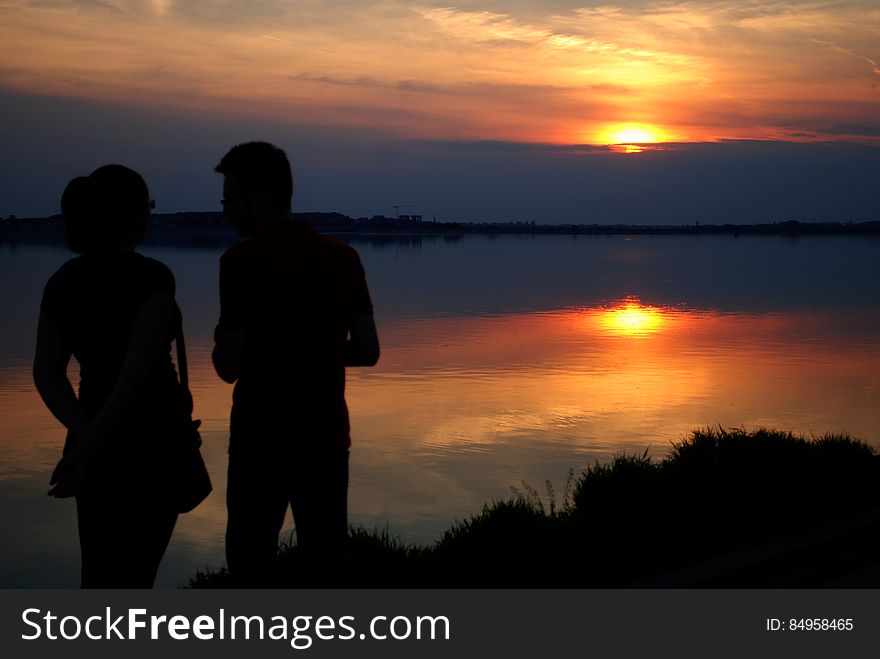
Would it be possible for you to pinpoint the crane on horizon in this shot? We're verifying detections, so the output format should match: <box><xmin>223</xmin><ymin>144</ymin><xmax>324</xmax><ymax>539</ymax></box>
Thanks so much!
<box><xmin>392</xmin><ymin>204</ymin><xmax>414</xmax><ymax>220</ymax></box>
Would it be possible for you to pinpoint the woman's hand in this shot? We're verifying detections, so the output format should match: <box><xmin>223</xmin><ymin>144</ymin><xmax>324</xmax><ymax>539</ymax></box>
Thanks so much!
<box><xmin>48</xmin><ymin>452</ymin><xmax>85</xmax><ymax>498</ymax></box>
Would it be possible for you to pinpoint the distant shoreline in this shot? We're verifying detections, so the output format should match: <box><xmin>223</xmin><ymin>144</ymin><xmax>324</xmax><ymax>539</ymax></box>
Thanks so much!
<box><xmin>2</xmin><ymin>210</ymin><xmax>878</xmax><ymax>240</ymax></box>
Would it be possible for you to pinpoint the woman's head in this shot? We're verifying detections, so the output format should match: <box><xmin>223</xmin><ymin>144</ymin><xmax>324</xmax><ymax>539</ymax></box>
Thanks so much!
<box><xmin>62</xmin><ymin>164</ymin><xmax>151</xmax><ymax>253</ymax></box>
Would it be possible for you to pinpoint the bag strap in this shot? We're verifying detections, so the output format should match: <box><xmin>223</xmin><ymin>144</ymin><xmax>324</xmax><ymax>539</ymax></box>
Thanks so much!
<box><xmin>175</xmin><ymin>306</ymin><xmax>189</xmax><ymax>389</ymax></box>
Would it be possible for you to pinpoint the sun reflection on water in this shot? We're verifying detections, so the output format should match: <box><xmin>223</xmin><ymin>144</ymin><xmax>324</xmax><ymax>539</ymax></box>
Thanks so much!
<box><xmin>598</xmin><ymin>298</ymin><xmax>668</xmax><ymax>337</ymax></box>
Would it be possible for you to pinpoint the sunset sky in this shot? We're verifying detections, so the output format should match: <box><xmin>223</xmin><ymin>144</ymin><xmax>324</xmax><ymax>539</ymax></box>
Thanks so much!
<box><xmin>2</xmin><ymin>0</ymin><xmax>879</xmax><ymax>222</ymax></box>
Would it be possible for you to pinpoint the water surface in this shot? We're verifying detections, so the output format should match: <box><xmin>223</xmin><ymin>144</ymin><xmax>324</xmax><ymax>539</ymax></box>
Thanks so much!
<box><xmin>1</xmin><ymin>233</ymin><xmax>878</xmax><ymax>586</ymax></box>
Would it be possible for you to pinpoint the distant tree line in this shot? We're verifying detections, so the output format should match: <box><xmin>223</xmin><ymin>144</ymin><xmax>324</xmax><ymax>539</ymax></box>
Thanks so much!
<box><xmin>2</xmin><ymin>211</ymin><xmax>878</xmax><ymax>237</ymax></box>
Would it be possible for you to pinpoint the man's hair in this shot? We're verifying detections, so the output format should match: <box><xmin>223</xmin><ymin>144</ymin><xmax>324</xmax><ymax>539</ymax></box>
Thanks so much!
<box><xmin>215</xmin><ymin>141</ymin><xmax>293</xmax><ymax>212</ymax></box>
<box><xmin>61</xmin><ymin>164</ymin><xmax>150</xmax><ymax>254</ymax></box>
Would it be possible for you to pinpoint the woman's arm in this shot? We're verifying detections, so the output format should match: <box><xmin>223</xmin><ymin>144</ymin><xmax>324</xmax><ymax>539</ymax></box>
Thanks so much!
<box><xmin>75</xmin><ymin>289</ymin><xmax>176</xmax><ymax>459</ymax></box>
<box><xmin>37</xmin><ymin>289</ymin><xmax>176</xmax><ymax>496</ymax></box>
<box><xmin>33</xmin><ymin>312</ymin><xmax>91</xmax><ymax>438</ymax></box>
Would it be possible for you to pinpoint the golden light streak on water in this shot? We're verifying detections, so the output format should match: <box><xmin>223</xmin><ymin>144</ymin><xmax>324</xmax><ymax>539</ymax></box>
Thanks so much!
<box><xmin>598</xmin><ymin>298</ymin><xmax>668</xmax><ymax>337</ymax></box>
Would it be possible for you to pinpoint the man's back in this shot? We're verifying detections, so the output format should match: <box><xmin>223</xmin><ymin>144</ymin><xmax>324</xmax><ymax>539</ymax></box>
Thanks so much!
<box><xmin>218</xmin><ymin>219</ymin><xmax>373</xmax><ymax>452</ymax></box>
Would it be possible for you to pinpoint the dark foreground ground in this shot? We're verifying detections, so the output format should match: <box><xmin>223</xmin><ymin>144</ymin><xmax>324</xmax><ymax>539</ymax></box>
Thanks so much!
<box><xmin>189</xmin><ymin>428</ymin><xmax>880</xmax><ymax>588</ymax></box>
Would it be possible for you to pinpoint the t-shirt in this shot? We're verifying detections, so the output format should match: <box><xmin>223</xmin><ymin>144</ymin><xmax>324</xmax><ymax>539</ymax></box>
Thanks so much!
<box><xmin>216</xmin><ymin>219</ymin><xmax>374</xmax><ymax>452</ymax></box>
<box><xmin>40</xmin><ymin>251</ymin><xmax>181</xmax><ymax>442</ymax></box>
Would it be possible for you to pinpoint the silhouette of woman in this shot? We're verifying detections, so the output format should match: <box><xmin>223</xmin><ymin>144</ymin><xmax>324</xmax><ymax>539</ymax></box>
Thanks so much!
<box><xmin>34</xmin><ymin>165</ymin><xmax>185</xmax><ymax>588</ymax></box>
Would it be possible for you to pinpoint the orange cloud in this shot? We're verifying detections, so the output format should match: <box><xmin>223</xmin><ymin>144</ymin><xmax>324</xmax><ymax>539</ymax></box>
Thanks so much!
<box><xmin>0</xmin><ymin>1</ymin><xmax>877</xmax><ymax>144</ymax></box>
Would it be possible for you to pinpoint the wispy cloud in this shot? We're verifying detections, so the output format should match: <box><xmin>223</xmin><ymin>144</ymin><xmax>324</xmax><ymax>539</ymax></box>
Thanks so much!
<box><xmin>258</xmin><ymin>33</ymin><xmax>335</xmax><ymax>54</ymax></box>
<box><xmin>813</xmin><ymin>39</ymin><xmax>880</xmax><ymax>77</ymax></box>
<box><xmin>0</xmin><ymin>1</ymin><xmax>878</xmax><ymax>143</ymax></box>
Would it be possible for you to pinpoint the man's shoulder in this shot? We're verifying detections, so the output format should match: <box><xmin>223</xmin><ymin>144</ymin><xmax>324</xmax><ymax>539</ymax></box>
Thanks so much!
<box><xmin>220</xmin><ymin>237</ymin><xmax>255</xmax><ymax>267</ymax></box>
<box><xmin>314</xmin><ymin>231</ymin><xmax>359</xmax><ymax>259</ymax></box>
<box><xmin>281</xmin><ymin>221</ymin><xmax>363</xmax><ymax>265</ymax></box>
<box><xmin>220</xmin><ymin>223</ymin><xmax>363</xmax><ymax>270</ymax></box>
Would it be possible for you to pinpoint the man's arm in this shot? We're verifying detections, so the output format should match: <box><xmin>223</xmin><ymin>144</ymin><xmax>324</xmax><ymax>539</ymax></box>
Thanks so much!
<box><xmin>213</xmin><ymin>252</ymin><xmax>246</xmax><ymax>383</ymax></box>
<box><xmin>213</xmin><ymin>328</ymin><xmax>245</xmax><ymax>383</ymax></box>
<box><xmin>345</xmin><ymin>314</ymin><xmax>380</xmax><ymax>366</ymax></box>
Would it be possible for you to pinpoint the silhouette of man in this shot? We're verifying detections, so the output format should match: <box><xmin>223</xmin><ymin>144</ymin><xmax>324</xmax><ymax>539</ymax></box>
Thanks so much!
<box><xmin>213</xmin><ymin>142</ymin><xmax>379</xmax><ymax>586</ymax></box>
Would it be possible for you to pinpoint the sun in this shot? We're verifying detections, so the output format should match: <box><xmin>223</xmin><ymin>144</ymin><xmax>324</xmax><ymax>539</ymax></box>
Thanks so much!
<box><xmin>596</xmin><ymin>123</ymin><xmax>672</xmax><ymax>153</ymax></box>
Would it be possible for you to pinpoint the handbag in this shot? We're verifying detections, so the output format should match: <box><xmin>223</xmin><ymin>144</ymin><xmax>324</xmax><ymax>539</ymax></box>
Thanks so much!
<box><xmin>170</xmin><ymin>322</ymin><xmax>213</xmax><ymax>513</ymax></box>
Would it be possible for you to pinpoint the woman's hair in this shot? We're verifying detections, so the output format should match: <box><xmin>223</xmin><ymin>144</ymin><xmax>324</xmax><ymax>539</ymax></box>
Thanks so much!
<box><xmin>61</xmin><ymin>164</ymin><xmax>150</xmax><ymax>253</ymax></box>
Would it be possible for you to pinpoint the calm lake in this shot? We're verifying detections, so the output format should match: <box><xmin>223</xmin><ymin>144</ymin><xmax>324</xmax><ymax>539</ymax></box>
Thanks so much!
<box><xmin>1</xmin><ymin>231</ymin><xmax>879</xmax><ymax>587</ymax></box>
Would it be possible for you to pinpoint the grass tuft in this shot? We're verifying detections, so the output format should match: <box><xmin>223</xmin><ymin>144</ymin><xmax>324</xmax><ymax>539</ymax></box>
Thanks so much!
<box><xmin>189</xmin><ymin>428</ymin><xmax>880</xmax><ymax>588</ymax></box>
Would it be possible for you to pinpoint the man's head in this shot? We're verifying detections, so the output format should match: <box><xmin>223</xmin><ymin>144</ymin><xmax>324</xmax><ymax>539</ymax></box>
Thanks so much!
<box><xmin>215</xmin><ymin>141</ymin><xmax>293</xmax><ymax>236</ymax></box>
